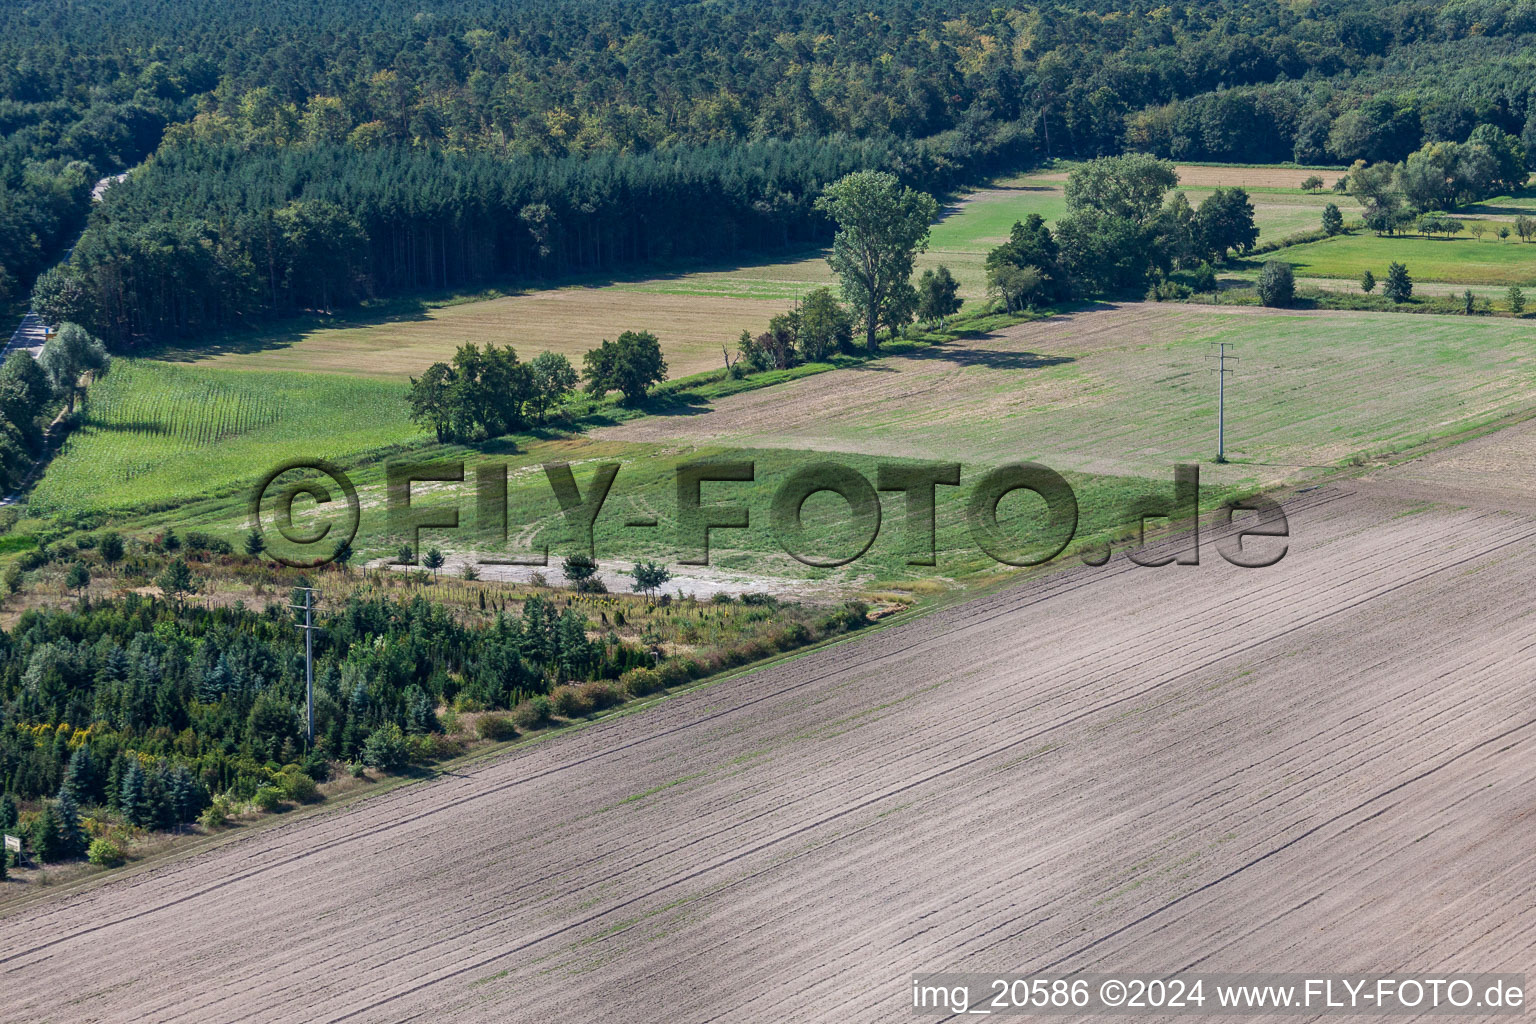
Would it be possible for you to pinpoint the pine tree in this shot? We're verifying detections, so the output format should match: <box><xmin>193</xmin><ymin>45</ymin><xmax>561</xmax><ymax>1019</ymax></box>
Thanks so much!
<box><xmin>166</xmin><ymin>766</ymin><xmax>199</xmax><ymax>828</ymax></box>
<box><xmin>120</xmin><ymin>757</ymin><xmax>152</xmax><ymax>827</ymax></box>
<box><xmin>62</xmin><ymin>746</ymin><xmax>98</xmax><ymax>805</ymax></box>
<box><xmin>0</xmin><ymin>792</ymin><xmax>17</xmax><ymax>832</ymax></box>
<box><xmin>30</xmin><ymin>801</ymin><xmax>61</xmax><ymax>862</ymax></box>
<box><xmin>54</xmin><ymin>789</ymin><xmax>88</xmax><ymax>859</ymax></box>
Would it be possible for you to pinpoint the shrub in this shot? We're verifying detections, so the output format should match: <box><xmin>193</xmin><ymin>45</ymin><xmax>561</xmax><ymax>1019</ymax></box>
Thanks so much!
<box><xmin>550</xmin><ymin>685</ymin><xmax>592</xmax><ymax>717</ymax></box>
<box><xmin>362</xmin><ymin>724</ymin><xmax>408</xmax><ymax>771</ymax></box>
<box><xmin>87</xmin><ymin>838</ymin><xmax>126</xmax><ymax>868</ymax></box>
<box><xmin>183</xmin><ymin>531</ymin><xmax>232</xmax><ymax>555</ymax></box>
<box><xmin>657</xmin><ymin>658</ymin><xmax>701</xmax><ymax>687</ymax></box>
<box><xmin>349</xmin><ymin>761</ymin><xmax>368</xmax><ymax>779</ymax></box>
<box><xmin>621</xmin><ymin>667</ymin><xmax>663</xmax><ymax>697</ymax></box>
<box><xmin>577</xmin><ymin>681</ymin><xmax>622</xmax><ymax>711</ymax></box>
<box><xmin>252</xmin><ymin>786</ymin><xmax>285</xmax><ymax>813</ymax></box>
<box><xmin>476</xmin><ymin>714</ymin><xmax>519</xmax><ymax>741</ymax></box>
<box><xmin>513</xmin><ymin>696</ymin><xmax>552</xmax><ymax>729</ymax></box>
<box><xmin>1321</xmin><ymin>203</ymin><xmax>1343</xmax><ymax>236</ymax></box>
<box><xmin>276</xmin><ymin>770</ymin><xmax>319</xmax><ymax>804</ymax></box>
<box><xmin>711</xmin><ymin>592</ymin><xmax>734</xmax><ymax>604</ymax></box>
<box><xmin>1256</xmin><ymin>260</ymin><xmax>1295</xmax><ymax>307</ymax></box>
<box><xmin>198</xmin><ymin>797</ymin><xmax>231</xmax><ymax>830</ymax></box>
<box><xmin>1190</xmin><ymin>262</ymin><xmax>1217</xmax><ymax>293</ymax></box>
<box><xmin>740</xmin><ymin>592</ymin><xmax>775</xmax><ymax>606</ymax></box>
<box><xmin>771</xmin><ymin>622</ymin><xmax>813</xmax><ymax>650</ymax></box>
<box><xmin>404</xmin><ymin>733</ymin><xmax>464</xmax><ymax>761</ymax></box>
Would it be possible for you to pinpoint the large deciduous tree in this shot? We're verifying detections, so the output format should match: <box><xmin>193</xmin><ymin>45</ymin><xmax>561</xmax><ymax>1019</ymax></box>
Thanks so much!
<box><xmin>1194</xmin><ymin>188</ymin><xmax>1259</xmax><ymax>262</ymax></box>
<box><xmin>582</xmin><ymin>330</ymin><xmax>667</xmax><ymax>404</ymax></box>
<box><xmin>38</xmin><ymin>323</ymin><xmax>108</xmax><ymax>415</ymax></box>
<box><xmin>815</xmin><ymin>171</ymin><xmax>938</xmax><ymax>351</ymax></box>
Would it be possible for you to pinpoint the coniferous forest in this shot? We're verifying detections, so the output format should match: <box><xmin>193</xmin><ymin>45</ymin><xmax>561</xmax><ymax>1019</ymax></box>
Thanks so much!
<box><xmin>7</xmin><ymin>0</ymin><xmax>1536</xmax><ymax>344</ymax></box>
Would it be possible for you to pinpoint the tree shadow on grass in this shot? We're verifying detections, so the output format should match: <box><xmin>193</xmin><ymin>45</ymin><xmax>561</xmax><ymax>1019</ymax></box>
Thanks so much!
<box><xmin>636</xmin><ymin>392</ymin><xmax>716</xmax><ymax>417</ymax></box>
<box><xmin>905</xmin><ymin>343</ymin><xmax>1075</xmax><ymax>370</ymax></box>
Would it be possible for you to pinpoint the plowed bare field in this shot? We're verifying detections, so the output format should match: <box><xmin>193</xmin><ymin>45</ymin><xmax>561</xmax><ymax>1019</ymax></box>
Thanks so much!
<box><xmin>4</xmin><ymin>431</ymin><xmax>1534</xmax><ymax>1021</ymax></box>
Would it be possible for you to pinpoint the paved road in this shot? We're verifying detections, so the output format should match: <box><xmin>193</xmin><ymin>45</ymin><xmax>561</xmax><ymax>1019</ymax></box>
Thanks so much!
<box><xmin>1</xmin><ymin>311</ymin><xmax>47</xmax><ymax>361</ymax></box>
<box><xmin>2</xmin><ymin>172</ymin><xmax>126</xmax><ymax>362</ymax></box>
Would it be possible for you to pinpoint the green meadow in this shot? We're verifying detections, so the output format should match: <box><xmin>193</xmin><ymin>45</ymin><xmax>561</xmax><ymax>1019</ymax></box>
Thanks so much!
<box><xmin>1264</xmin><ymin>232</ymin><xmax>1536</xmax><ymax>287</ymax></box>
<box><xmin>32</xmin><ymin>360</ymin><xmax>420</xmax><ymax>516</ymax></box>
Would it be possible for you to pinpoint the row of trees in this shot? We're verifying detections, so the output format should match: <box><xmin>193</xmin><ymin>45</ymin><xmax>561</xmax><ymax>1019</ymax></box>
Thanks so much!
<box><xmin>406</xmin><ymin>331</ymin><xmax>670</xmax><ymax>441</ymax></box>
<box><xmin>407</xmin><ymin>344</ymin><xmax>578</xmax><ymax>443</ymax></box>
<box><xmin>1346</xmin><ymin>125</ymin><xmax>1529</xmax><ymax>233</ymax></box>
<box><xmin>984</xmin><ymin>156</ymin><xmax>1261</xmax><ymax>305</ymax></box>
<box><xmin>35</xmin><ymin>132</ymin><xmax>1031</xmax><ymax>346</ymax></box>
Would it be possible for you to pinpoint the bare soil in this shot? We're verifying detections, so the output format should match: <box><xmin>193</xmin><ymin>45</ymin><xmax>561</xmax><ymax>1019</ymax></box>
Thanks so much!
<box><xmin>3</xmin><ymin>440</ymin><xmax>1533</xmax><ymax>1020</ymax></box>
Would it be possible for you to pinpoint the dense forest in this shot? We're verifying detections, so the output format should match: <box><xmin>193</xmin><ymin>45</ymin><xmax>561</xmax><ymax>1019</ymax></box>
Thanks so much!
<box><xmin>10</xmin><ymin>0</ymin><xmax>1536</xmax><ymax>339</ymax></box>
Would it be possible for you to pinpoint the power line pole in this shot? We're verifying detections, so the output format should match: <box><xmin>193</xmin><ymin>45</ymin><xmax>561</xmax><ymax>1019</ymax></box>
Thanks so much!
<box><xmin>1212</xmin><ymin>343</ymin><xmax>1237</xmax><ymax>463</ymax></box>
<box><xmin>291</xmin><ymin>586</ymin><xmax>319</xmax><ymax>748</ymax></box>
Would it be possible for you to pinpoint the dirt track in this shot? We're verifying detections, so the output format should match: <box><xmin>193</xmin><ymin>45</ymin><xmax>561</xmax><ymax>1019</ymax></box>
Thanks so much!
<box><xmin>4</xmin><ymin>439</ymin><xmax>1536</xmax><ymax>1021</ymax></box>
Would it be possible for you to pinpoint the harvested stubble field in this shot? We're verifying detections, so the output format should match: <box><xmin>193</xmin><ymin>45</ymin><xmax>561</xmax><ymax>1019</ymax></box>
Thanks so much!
<box><xmin>160</xmin><ymin>287</ymin><xmax>786</xmax><ymax>382</ymax></box>
<box><xmin>4</xmin><ymin>439</ymin><xmax>1534</xmax><ymax>1021</ymax></box>
<box><xmin>600</xmin><ymin>302</ymin><xmax>1536</xmax><ymax>484</ymax></box>
<box><xmin>152</xmin><ymin>164</ymin><xmax>1360</xmax><ymax>388</ymax></box>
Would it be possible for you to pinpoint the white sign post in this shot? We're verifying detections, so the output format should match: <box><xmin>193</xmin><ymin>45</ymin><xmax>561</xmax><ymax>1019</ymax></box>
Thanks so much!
<box><xmin>3</xmin><ymin>834</ymin><xmax>19</xmax><ymax>854</ymax></box>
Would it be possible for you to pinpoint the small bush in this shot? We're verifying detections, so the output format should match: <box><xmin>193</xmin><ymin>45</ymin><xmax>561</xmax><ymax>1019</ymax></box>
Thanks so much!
<box><xmin>657</xmin><ymin>658</ymin><xmax>702</xmax><ymax>687</ymax></box>
<box><xmin>577</xmin><ymin>681</ymin><xmax>622</xmax><ymax>711</ymax></box>
<box><xmin>550</xmin><ymin>685</ymin><xmax>592</xmax><ymax>717</ymax></box>
<box><xmin>740</xmin><ymin>592</ymin><xmax>775</xmax><ymax>606</ymax></box>
<box><xmin>513</xmin><ymin>696</ymin><xmax>552</xmax><ymax>729</ymax></box>
<box><xmin>770</xmin><ymin>622</ymin><xmax>813</xmax><ymax>650</ymax></box>
<box><xmin>87</xmin><ymin>838</ymin><xmax>125</xmax><ymax>868</ymax></box>
<box><xmin>183</xmin><ymin>531</ymin><xmax>233</xmax><ymax>555</ymax></box>
<box><xmin>362</xmin><ymin>724</ymin><xmax>408</xmax><ymax>771</ymax></box>
<box><xmin>711</xmin><ymin>592</ymin><xmax>735</xmax><ymax>604</ymax></box>
<box><xmin>349</xmin><ymin>761</ymin><xmax>368</xmax><ymax>779</ymax></box>
<box><xmin>252</xmin><ymin>786</ymin><xmax>286</xmax><ymax>813</ymax></box>
<box><xmin>1190</xmin><ymin>262</ymin><xmax>1217</xmax><ymax>293</ymax></box>
<box><xmin>276</xmin><ymin>770</ymin><xmax>319</xmax><ymax>804</ymax></box>
<box><xmin>404</xmin><ymin>732</ymin><xmax>464</xmax><ymax>761</ymax></box>
<box><xmin>199</xmin><ymin>797</ymin><xmax>231</xmax><ymax>830</ymax></box>
<box><xmin>1257</xmin><ymin>260</ymin><xmax>1295</xmax><ymax>307</ymax></box>
<box><xmin>620</xmin><ymin>667</ymin><xmax>663</xmax><ymax>697</ymax></box>
<box><xmin>476</xmin><ymin>714</ymin><xmax>519</xmax><ymax>741</ymax></box>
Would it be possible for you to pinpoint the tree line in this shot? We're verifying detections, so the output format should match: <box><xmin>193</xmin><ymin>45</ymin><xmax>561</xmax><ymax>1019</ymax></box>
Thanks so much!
<box><xmin>14</xmin><ymin>0</ymin><xmax>1536</xmax><ymax>345</ymax></box>
<box><xmin>35</xmin><ymin>132</ymin><xmax>1031</xmax><ymax>346</ymax></box>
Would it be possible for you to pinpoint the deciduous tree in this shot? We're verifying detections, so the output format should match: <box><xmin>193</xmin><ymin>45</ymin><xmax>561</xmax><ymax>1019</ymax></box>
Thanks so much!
<box><xmin>815</xmin><ymin>171</ymin><xmax>938</xmax><ymax>351</ymax></box>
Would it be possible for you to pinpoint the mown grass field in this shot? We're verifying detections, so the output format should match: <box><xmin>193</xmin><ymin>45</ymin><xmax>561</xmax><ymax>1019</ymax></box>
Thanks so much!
<box><xmin>43</xmin><ymin>298</ymin><xmax>1536</xmax><ymax>597</ymax></box>
<box><xmin>601</xmin><ymin>303</ymin><xmax>1536</xmax><ymax>480</ymax></box>
<box><xmin>1262</xmin><ymin>232</ymin><xmax>1536</xmax><ymax>287</ymax></box>
<box><xmin>155</xmin><ymin>163</ymin><xmax>1361</xmax><ymax>384</ymax></box>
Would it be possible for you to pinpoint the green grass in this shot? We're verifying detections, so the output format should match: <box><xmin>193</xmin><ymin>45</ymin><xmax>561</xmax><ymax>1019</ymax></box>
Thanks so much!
<box><xmin>33</xmin><ymin>361</ymin><xmax>422</xmax><ymax>516</ymax></box>
<box><xmin>612</xmin><ymin>174</ymin><xmax>1360</xmax><ymax>305</ymax></box>
<box><xmin>597</xmin><ymin>306</ymin><xmax>1536</xmax><ymax>482</ymax></box>
<box><xmin>127</xmin><ymin>434</ymin><xmax>1249</xmax><ymax>591</ymax></box>
<box><xmin>1261</xmin><ymin>232</ymin><xmax>1536</xmax><ymax>287</ymax></box>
